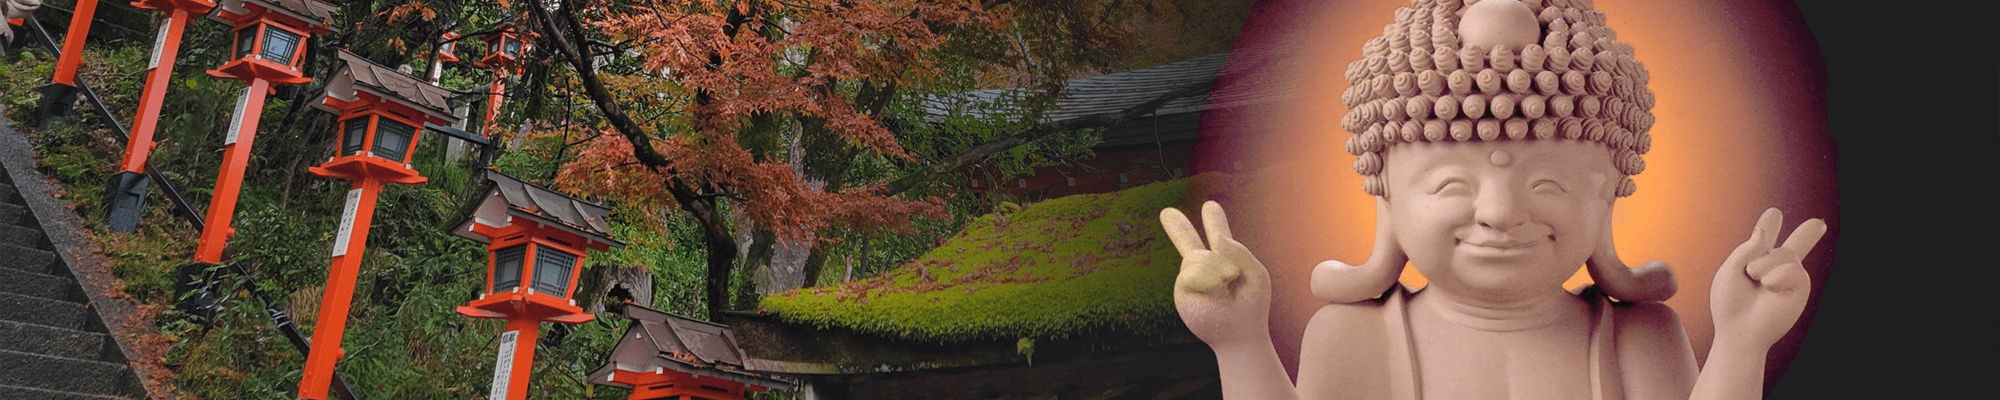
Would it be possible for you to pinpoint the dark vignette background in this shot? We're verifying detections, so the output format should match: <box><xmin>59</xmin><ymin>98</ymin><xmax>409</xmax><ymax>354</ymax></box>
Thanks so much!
<box><xmin>1185</xmin><ymin>0</ymin><xmax>1986</xmax><ymax>398</ymax></box>
<box><xmin>1775</xmin><ymin>1</ymin><xmax>1987</xmax><ymax>399</ymax></box>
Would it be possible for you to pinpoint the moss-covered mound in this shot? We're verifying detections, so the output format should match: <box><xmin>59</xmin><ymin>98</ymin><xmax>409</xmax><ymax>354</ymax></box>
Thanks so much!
<box><xmin>760</xmin><ymin>173</ymin><xmax>1228</xmax><ymax>343</ymax></box>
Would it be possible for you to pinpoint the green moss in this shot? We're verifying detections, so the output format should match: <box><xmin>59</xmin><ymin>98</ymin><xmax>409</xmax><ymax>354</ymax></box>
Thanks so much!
<box><xmin>760</xmin><ymin>173</ymin><xmax>1228</xmax><ymax>342</ymax></box>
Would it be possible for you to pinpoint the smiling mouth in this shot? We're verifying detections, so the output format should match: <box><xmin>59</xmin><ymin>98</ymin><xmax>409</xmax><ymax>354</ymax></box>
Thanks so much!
<box><xmin>1457</xmin><ymin>235</ymin><xmax>1551</xmax><ymax>256</ymax></box>
<box><xmin>1464</xmin><ymin>239</ymin><xmax>1540</xmax><ymax>249</ymax></box>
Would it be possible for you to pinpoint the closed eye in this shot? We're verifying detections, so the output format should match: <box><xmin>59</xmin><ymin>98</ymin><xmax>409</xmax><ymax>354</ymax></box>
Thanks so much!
<box><xmin>1434</xmin><ymin>180</ymin><xmax>1471</xmax><ymax>196</ymax></box>
<box><xmin>1532</xmin><ymin>180</ymin><xmax>1567</xmax><ymax>193</ymax></box>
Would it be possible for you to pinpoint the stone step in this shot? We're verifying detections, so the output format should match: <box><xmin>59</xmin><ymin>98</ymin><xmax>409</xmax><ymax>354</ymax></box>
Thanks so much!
<box><xmin>0</xmin><ymin>182</ymin><xmax>17</xmax><ymax>203</ymax></box>
<box><xmin>0</xmin><ymin>242</ymin><xmax>58</xmax><ymax>275</ymax></box>
<box><xmin>0</xmin><ymin>223</ymin><xmax>44</xmax><ymax>249</ymax></box>
<box><xmin>0</xmin><ymin>202</ymin><xmax>25</xmax><ymax>226</ymax></box>
<box><xmin>0</xmin><ymin>384</ymin><xmax>139</xmax><ymax>400</ymax></box>
<box><xmin>0</xmin><ymin>349</ymin><xmax>146</xmax><ymax>398</ymax></box>
<box><xmin>0</xmin><ymin>267</ymin><xmax>79</xmax><ymax>301</ymax></box>
<box><xmin>0</xmin><ymin>319</ymin><xmax>106</xmax><ymax>360</ymax></box>
<box><xmin>0</xmin><ymin>292</ymin><xmax>86</xmax><ymax>330</ymax></box>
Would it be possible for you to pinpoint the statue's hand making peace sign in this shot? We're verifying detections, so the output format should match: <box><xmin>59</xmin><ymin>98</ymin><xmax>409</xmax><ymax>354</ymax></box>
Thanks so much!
<box><xmin>1710</xmin><ymin>208</ymin><xmax>1826</xmax><ymax>353</ymax></box>
<box><xmin>1161</xmin><ymin>201</ymin><xmax>1275</xmax><ymax>349</ymax></box>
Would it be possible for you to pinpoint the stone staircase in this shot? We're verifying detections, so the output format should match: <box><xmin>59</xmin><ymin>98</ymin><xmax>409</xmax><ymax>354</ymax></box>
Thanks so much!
<box><xmin>0</xmin><ymin>157</ymin><xmax>148</xmax><ymax>398</ymax></box>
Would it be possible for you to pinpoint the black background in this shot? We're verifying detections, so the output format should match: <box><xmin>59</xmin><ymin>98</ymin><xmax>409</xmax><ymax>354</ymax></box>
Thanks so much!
<box><xmin>1769</xmin><ymin>2</ymin><xmax>1991</xmax><ymax>398</ymax></box>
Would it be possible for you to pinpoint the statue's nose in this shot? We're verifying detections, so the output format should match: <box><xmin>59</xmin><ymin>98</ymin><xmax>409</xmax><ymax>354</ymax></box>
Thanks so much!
<box><xmin>1474</xmin><ymin>186</ymin><xmax>1528</xmax><ymax>231</ymax></box>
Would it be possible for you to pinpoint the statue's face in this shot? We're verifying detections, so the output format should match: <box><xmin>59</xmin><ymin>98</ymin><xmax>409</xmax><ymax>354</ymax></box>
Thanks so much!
<box><xmin>1382</xmin><ymin>140</ymin><xmax>1618</xmax><ymax>299</ymax></box>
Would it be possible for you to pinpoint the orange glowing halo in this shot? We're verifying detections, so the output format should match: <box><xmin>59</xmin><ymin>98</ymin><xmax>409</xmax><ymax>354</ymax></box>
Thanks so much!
<box><xmin>1189</xmin><ymin>0</ymin><xmax>1834</xmax><ymax>387</ymax></box>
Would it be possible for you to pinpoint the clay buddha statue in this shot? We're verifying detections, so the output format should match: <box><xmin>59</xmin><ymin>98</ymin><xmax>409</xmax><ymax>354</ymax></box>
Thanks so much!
<box><xmin>1159</xmin><ymin>0</ymin><xmax>1826</xmax><ymax>399</ymax></box>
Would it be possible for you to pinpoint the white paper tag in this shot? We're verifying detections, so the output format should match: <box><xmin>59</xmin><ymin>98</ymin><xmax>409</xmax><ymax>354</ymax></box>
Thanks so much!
<box><xmin>224</xmin><ymin>87</ymin><xmax>252</xmax><ymax>145</ymax></box>
<box><xmin>331</xmin><ymin>188</ymin><xmax>361</xmax><ymax>257</ymax></box>
<box><xmin>148</xmin><ymin>20</ymin><xmax>170</xmax><ymax>70</ymax></box>
<box><xmin>490</xmin><ymin>330</ymin><xmax>519</xmax><ymax>399</ymax></box>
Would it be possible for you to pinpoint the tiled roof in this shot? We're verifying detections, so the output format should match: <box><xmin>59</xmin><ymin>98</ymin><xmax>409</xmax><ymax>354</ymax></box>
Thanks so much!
<box><xmin>332</xmin><ymin>50</ymin><xmax>459</xmax><ymax>123</ymax></box>
<box><xmin>224</xmin><ymin>0</ymin><xmax>339</xmax><ymax>31</ymax></box>
<box><xmin>920</xmin><ymin>52</ymin><xmax>1226</xmax><ymax>123</ymax></box>
<box><xmin>453</xmin><ymin>169</ymin><xmax>620</xmax><ymax>247</ymax></box>
<box><xmin>587</xmin><ymin>304</ymin><xmax>795</xmax><ymax>391</ymax></box>
<box><xmin>1203</xmin><ymin>35</ymin><xmax>1314</xmax><ymax>111</ymax></box>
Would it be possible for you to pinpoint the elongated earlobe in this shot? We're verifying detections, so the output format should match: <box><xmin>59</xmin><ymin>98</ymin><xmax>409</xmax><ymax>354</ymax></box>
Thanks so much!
<box><xmin>1583</xmin><ymin>216</ymin><xmax>1677</xmax><ymax>302</ymax></box>
<box><xmin>1313</xmin><ymin>197</ymin><xmax>1409</xmax><ymax>303</ymax></box>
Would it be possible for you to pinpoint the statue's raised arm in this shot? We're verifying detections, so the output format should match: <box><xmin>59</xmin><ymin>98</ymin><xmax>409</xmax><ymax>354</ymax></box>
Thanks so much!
<box><xmin>1693</xmin><ymin>208</ymin><xmax>1825</xmax><ymax>400</ymax></box>
<box><xmin>1161</xmin><ymin>201</ymin><xmax>1300</xmax><ymax>400</ymax></box>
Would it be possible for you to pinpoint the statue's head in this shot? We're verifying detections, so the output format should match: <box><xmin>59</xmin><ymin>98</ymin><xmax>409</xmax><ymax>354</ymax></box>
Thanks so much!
<box><xmin>1315</xmin><ymin>0</ymin><xmax>1670</xmax><ymax>303</ymax></box>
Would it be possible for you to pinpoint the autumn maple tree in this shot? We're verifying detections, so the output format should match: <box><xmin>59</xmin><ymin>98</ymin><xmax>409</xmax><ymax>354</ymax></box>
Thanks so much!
<box><xmin>504</xmin><ymin>0</ymin><xmax>1241</xmax><ymax>314</ymax></box>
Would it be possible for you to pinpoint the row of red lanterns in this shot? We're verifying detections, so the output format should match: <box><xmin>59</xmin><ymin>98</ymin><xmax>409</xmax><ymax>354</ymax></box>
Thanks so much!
<box><xmin>36</xmin><ymin>1</ymin><xmax>778</xmax><ymax>398</ymax></box>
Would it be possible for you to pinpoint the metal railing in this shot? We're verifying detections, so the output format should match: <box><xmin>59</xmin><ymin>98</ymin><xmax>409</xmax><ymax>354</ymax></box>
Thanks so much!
<box><xmin>24</xmin><ymin>15</ymin><xmax>206</xmax><ymax>231</ymax></box>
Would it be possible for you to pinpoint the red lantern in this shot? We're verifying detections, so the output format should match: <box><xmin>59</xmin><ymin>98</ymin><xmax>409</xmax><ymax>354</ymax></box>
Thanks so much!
<box><xmin>453</xmin><ymin>170</ymin><xmax>623</xmax><ymax>400</ymax></box>
<box><xmin>476</xmin><ymin>21</ymin><xmax>530</xmax><ymax>137</ymax></box>
<box><xmin>418</xmin><ymin>31</ymin><xmax>461</xmax><ymax>84</ymax></box>
<box><xmin>189</xmin><ymin>0</ymin><xmax>334</xmax><ymax>265</ymax></box>
<box><xmin>291</xmin><ymin>50</ymin><xmax>463</xmax><ymax>400</ymax></box>
<box><xmin>436</xmin><ymin>30</ymin><xmax>463</xmax><ymax>63</ymax></box>
<box><xmin>206</xmin><ymin>0</ymin><xmax>333</xmax><ymax>84</ymax></box>
<box><xmin>477</xmin><ymin>21</ymin><xmax>529</xmax><ymax>69</ymax></box>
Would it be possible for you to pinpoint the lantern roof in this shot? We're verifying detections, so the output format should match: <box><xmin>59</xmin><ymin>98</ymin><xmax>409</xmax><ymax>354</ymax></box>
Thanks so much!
<box><xmin>211</xmin><ymin>0</ymin><xmax>338</xmax><ymax>33</ymax></box>
<box><xmin>318</xmin><ymin>50</ymin><xmax>460</xmax><ymax>125</ymax></box>
<box><xmin>586</xmin><ymin>304</ymin><xmax>796</xmax><ymax>392</ymax></box>
<box><xmin>452</xmin><ymin>169</ymin><xmax>623</xmax><ymax>249</ymax></box>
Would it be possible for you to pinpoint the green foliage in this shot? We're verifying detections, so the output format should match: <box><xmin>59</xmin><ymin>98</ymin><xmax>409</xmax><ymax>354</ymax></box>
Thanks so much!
<box><xmin>760</xmin><ymin>174</ymin><xmax>1224</xmax><ymax>342</ymax></box>
<box><xmin>4</xmin><ymin>1</ymin><xmax>1257</xmax><ymax>398</ymax></box>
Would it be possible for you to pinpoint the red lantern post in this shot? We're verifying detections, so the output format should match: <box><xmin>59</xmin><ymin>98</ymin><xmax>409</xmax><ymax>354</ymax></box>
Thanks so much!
<box><xmin>294</xmin><ymin>50</ymin><xmax>464</xmax><ymax>400</ymax></box>
<box><xmin>189</xmin><ymin>0</ymin><xmax>334</xmax><ymax>264</ymax></box>
<box><xmin>29</xmin><ymin>0</ymin><xmax>95</xmax><ymax>126</ymax></box>
<box><xmin>450</xmin><ymin>170</ymin><xmax>622</xmax><ymax>400</ymax></box>
<box><xmin>419</xmin><ymin>30</ymin><xmax>461</xmax><ymax>85</ymax></box>
<box><xmin>474</xmin><ymin>21</ymin><xmax>527</xmax><ymax>138</ymax></box>
<box><xmin>101</xmin><ymin>0</ymin><xmax>218</xmax><ymax>232</ymax></box>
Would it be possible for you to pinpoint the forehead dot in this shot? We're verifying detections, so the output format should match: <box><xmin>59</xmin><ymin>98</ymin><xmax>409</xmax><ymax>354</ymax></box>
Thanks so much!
<box><xmin>1490</xmin><ymin>150</ymin><xmax>1513</xmax><ymax>167</ymax></box>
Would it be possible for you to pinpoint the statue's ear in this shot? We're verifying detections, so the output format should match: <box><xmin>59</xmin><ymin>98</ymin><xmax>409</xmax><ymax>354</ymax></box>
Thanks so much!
<box><xmin>1312</xmin><ymin>197</ymin><xmax>1408</xmax><ymax>303</ymax></box>
<box><xmin>1584</xmin><ymin>212</ymin><xmax>1677</xmax><ymax>303</ymax></box>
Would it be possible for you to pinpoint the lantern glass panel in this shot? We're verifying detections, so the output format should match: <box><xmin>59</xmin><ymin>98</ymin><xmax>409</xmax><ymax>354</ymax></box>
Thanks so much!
<box><xmin>340</xmin><ymin>117</ymin><xmax>368</xmax><ymax>156</ymax></box>
<box><xmin>261</xmin><ymin>26</ymin><xmax>303</xmax><ymax>65</ymax></box>
<box><xmin>234</xmin><ymin>26</ymin><xmax>258</xmax><ymax>60</ymax></box>
<box><xmin>532</xmin><ymin>247</ymin><xmax>577</xmax><ymax>295</ymax></box>
<box><xmin>441</xmin><ymin>41</ymin><xmax>455</xmax><ymax>56</ymax></box>
<box><xmin>492</xmin><ymin>245</ymin><xmax>526</xmax><ymax>293</ymax></box>
<box><xmin>371</xmin><ymin>117</ymin><xmax>416</xmax><ymax>163</ymax></box>
<box><xmin>503</xmin><ymin>37</ymin><xmax>521</xmax><ymax>58</ymax></box>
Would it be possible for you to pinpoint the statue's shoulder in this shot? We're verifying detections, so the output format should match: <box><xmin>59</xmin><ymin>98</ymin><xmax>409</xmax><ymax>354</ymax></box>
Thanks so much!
<box><xmin>1609</xmin><ymin>300</ymin><xmax>1686</xmax><ymax>334</ymax></box>
<box><xmin>1294</xmin><ymin>285</ymin><xmax>1405</xmax><ymax>400</ymax></box>
<box><xmin>1305</xmin><ymin>284</ymin><xmax>1406</xmax><ymax>339</ymax></box>
<box><xmin>1573</xmin><ymin>284</ymin><xmax>1691</xmax><ymax>340</ymax></box>
<box><xmin>1604</xmin><ymin>298</ymin><xmax>1700</xmax><ymax>398</ymax></box>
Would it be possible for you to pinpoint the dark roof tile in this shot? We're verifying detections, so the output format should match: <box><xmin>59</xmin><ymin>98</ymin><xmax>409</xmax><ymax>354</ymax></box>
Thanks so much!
<box><xmin>332</xmin><ymin>50</ymin><xmax>459</xmax><ymax>123</ymax></box>
<box><xmin>586</xmin><ymin>304</ymin><xmax>794</xmax><ymax>391</ymax></box>
<box><xmin>452</xmin><ymin>169</ymin><xmax>621</xmax><ymax>248</ymax></box>
<box><xmin>921</xmin><ymin>52</ymin><xmax>1226</xmax><ymax>123</ymax></box>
